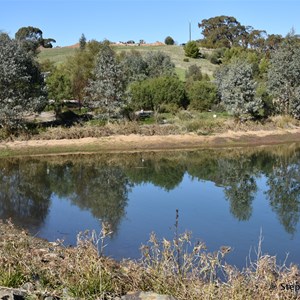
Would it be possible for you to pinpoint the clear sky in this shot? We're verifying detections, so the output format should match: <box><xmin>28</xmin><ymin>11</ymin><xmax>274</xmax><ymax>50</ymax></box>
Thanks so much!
<box><xmin>1</xmin><ymin>0</ymin><xmax>300</xmax><ymax>47</ymax></box>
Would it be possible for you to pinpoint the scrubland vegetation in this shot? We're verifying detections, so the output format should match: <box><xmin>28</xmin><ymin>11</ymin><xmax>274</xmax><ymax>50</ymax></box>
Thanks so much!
<box><xmin>2</xmin><ymin>16</ymin><xmax>300</xmax><ymax>141</ymax></box>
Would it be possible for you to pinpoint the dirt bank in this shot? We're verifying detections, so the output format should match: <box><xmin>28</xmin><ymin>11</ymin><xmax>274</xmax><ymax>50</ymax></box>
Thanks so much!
<box><xmin>1</xmin><ymin>128</ymin><xmax>300</xmax><ymax>156</ymax></box>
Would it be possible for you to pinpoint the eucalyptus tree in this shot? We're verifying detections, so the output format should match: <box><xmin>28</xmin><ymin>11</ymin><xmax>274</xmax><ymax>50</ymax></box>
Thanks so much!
<box><xmin>15</xmin><ymin>26</ymin><xmax>56</xmax><ymax>54</ymax></box>
<box><xmin>267</xmin><ymin>36</ymin><xmax>300</xmax><ymax>118</ymax></box>
<box><xmin>0</xmin><ymin>34</ymin><xmax>47</xmax><ymax>132</ymax></box>
<box><xmin>216</xmin><ymin>59</ymin><xmax>263</xmax><ymax>119</ymax></box>
<box><xmin>121</xmin><ymin>50</ymin><xmax>175</xmax><ymax>84</ymax></box>
<box><xmin>85</xmin><ymin>44</ymin><xmax>126</xmax><ymax>116</ymax></box>
<box><xmin>144</xmin><ymin>51</ymin><xmax>176</xmax><ymax>78</ymax></box>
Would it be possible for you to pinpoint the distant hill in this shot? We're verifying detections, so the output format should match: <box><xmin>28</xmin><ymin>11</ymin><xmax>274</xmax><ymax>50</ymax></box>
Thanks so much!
<box><xmin>38</xmin><ymin>44</ymin><xmax>216</xmax><ymax>80</ymax></box>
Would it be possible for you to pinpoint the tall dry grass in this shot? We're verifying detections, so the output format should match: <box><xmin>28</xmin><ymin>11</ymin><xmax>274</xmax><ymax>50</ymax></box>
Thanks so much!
<box><xmin>0</xmin><ymin>219</ymin><xmax>299</xmax><ymax>299</ymax></box>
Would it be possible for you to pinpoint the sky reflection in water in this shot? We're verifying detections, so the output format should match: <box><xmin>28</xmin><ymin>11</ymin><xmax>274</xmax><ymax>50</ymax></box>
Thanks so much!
<box><xmin>0</xmin><ymin>145</ymin><xmax>300</xmax><ymax>269</ymax></box>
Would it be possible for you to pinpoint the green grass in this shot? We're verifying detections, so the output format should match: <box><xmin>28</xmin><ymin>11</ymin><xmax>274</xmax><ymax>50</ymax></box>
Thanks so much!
<box><xmin>38</xmin><ymin>47</ymin><xmax>77</xmax><ymax>65</ymax></box>
<box><xmin>38</xmin><ymin>44</ymin><xmax>217</xmax><ymax>76</ymax></box>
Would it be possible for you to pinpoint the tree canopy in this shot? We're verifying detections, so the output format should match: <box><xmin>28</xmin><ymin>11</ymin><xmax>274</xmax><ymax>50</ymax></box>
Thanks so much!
<box><xmin>85</xmin><ymin>44</ymin><xmax>125</xmax><ymax>114</ymax></box>
<box><xmin>267</xmin><ymin>35</ymin><xmax>300</xmax><ymax>118</ymax></box>
<box><xmin>198</xmin><ymin>16</ymin><xmax>247</xmax><ymax>48</ymax></box>
<box><xmin>0</xmin><ymin>34</ymin><xmax>47</xmax><ymax>130</ymax></box>
<box><xmin>216</xmin><ymin>59</ymin><xmax>263</xmax><ymax>119</ymax></box>
<box><xmin>15</xmin><ymin>26</ymin><xmax>56</xmax><ymax>54</ymax></box>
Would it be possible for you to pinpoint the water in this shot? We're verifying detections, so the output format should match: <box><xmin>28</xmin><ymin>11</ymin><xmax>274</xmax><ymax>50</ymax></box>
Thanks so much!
<box><xmin>1</xmin><ymin>144</ymin><xmax>300</xmax><ymax>269</ymax></box>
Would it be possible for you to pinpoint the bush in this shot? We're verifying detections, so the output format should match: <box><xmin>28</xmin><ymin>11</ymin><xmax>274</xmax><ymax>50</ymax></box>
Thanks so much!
<box><xmin>209</xmin><ymin>48</ymin><xmax>226</xmax><ymax>65</ymax></box>
<box><xmin>184</xmin><ymin>41</ymin><xmax>200</xmax><ymax>58</ymax></box>
<box><xmin>130</xmin><ymin>76</ymin><xmax>187</xmax><ymax>113</ymax></box>
<box><xmin>183</xmin><ymin>58</ymin><xmax>189</xmax><ymax>62</ymax></box>
<box><xmin>164</xmin><ymin>36</ymin><xmax>175</xmax><ymax>45</ymax></box>
<box><xmin>187</xmin><ymin>81</ymin><xmax>217</xmax><ymax>111</ymax></box>
<box><xmin>185</xmin><ymin>64</ymin><xmax>203</xmax><ymax>82</ymax></box>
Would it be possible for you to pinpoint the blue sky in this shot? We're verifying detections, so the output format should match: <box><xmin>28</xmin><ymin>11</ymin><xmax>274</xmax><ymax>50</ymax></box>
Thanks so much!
<box><xmin>1</xmin><ymin>0</ymin><xmax>300</xmax><ymax>46</ymax></box>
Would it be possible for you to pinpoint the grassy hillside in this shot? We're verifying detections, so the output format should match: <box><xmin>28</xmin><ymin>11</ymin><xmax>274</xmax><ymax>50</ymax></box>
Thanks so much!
<box><xmin>38</xmin><ymin>47</ymin><xmax>77</xmax><ymax>65</ymax></box>
<box><xmin>38</xmin><ymin>44</ymin><xmax>217</xmax><ymax>80</ymax></box>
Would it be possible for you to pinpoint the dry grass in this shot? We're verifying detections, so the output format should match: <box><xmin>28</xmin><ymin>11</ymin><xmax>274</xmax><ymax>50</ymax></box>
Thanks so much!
<box><xmin>0</xmin><ymin>220</ymin><xmax>300</xmax><ymax>299</ymax></box>
<box><xmin>3</xmin><ymin>112</ymin><xmax>300</xmax><ymax>143</ymax></box>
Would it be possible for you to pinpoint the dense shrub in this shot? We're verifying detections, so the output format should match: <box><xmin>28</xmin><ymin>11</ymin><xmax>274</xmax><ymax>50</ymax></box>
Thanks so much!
<box><xmin>164</xmin><ymin>36</ymin><xmax>175</xmax><ymax>45</ymax></box>
<box><xmin>129</xmin><ymin>76</ymin><xmax>186</xmax><ymax>113</ymax></box>
<box><xmin>185</xmin><ymin>64</ymin><xmax>203</xmax><ymax>82</ymax></box>
<box><xmin>184</xmin><ymin>41</ymin><xmax>200</xmax><ymax>58</ymax></box>
<box><xmin>121</xmin><ymin>51</ymin><xmax>175</xmax><ymax>83</ymax></box>
<box><xmin>187</xmin><ymin>81</ymin><xmax>217</xmax><ymax>111</ymax></box>
<box><xmin>209</xmin><ymin>48</ymin><xmax>226</xmax><ymax>64</ymax></box>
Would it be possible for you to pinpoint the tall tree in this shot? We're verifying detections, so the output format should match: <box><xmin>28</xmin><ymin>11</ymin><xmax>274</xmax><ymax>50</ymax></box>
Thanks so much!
<box><xmin>15</xmin><ymin>26</ymin><xmax>56</xmax><ymax>54</ymax></box>
<box><xmin>64</xmin><ymin>40</ymin><xmax>103</xmax><ymax>104</ymax></box>
<box><xmin>79</xmin><ymin>33</ymin><xmax>87</xmax><ymax>50</ymax></box>
<box><xmin>267</xmin><ymin>34</ymin><xmax>300</xmax><ymax>118</ymax></box>
<box><xmin>85</xmin><ymin>44</ymin><xmax>125</xmax><ymax>115</ymax></box>
<box><xmin>120</xmin><ymin>50</ymin><xmax>148</xmax><ymax>83</ymax></box>
<box><xmin>216</xmin><ymin>59</ymin><xmax>263</xmax><ymax>119</ymax></box>
<box><xmin>0</xmin><ymin>34</ymin><xmax>47</xmax><ymax>131</ymax></box>
<box><xmin>198</xmin><ymin>15</ymin><xmax>247</xmax><ymax>48</ymax></box>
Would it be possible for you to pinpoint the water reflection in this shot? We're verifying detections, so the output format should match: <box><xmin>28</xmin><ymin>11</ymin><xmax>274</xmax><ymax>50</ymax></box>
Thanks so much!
<box><xmin>0</xmin><ymin>159</ymin><xmax>51</xmax><ymax>229</ymax></box>
<box><xmin>0</xmin><ymin>145</ymin><xmax>300</xmax><ymax>251</ymax></box>
<box><xmin>266</xmin><ymin>155</ymin><xmax>300</xmax><ymax>235</ymax></box>
<box><xmin>47</xmin><ymin>160</ymin><xmax>131</xmax><ymax>235</ymax></box>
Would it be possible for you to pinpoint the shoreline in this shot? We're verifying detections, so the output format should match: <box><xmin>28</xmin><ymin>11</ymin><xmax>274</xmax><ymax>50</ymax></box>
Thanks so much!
<box><xmin>1</xmin><ymin>128</ymin><xmax>300</xmax><ymax>156</ymax></box>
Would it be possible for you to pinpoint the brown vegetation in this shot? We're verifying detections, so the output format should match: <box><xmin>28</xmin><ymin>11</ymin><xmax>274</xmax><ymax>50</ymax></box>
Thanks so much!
<box><xmin>0</xmin><ymin>220</ymin><xmax>300</xmax><ymax>299</ymax></box>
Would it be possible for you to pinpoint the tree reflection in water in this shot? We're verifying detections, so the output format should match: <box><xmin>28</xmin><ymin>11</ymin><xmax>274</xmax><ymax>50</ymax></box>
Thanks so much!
<box><xmin>0</xmin><ymin>145</ymin><xmax>300</xmax><ymax>237</ymax></box>
<box><xmin>266</xmin><ymin>154</ymin><xmax>300</xmax><ymax>235</ymax></box>
<box><xmin>0</xmin><ymin>159</ymin><xmax>51</xmax><ymax>229</ymax></box>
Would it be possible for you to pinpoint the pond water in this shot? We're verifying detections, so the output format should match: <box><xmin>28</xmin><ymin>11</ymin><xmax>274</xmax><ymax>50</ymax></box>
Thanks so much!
<box><xmin>1</xmin><ymin>144</ymin><xmax>300</xmax><ymax>269</ymax></box>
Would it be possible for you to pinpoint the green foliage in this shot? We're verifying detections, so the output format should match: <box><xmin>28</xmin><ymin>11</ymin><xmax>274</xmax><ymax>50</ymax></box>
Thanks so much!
<box><xmin>184</xmin><ymin>41</ymin><xmax>200</xmax><ymax>58</ymax></box>
<box><xmin>79</xmin><ymin>33</ymin><xmax>87</xmax><ymax>50</ymax></box>
<box><xmin>144</xmin><ymin>51</ymin><xmax>176</xmax><ymax>78</ymax></box>
<box><xmin>164</xmin><ymin>36</ymin><xmax>175</xmax><ymax>45</ymax></box>
<box><xmin>267</xmin><ymin>35</ymin><xmax>300</xmax><ymax>118</ymax></box>
<box><xmin>0</xmin><ymin>34</ymin><xmax>47</xmax><ymax>131</ymax></box>
<box><xmin>198</xmin><ymin>15</ymin><xmax>248</xmax><ymax>48</ymax></box>
<box><xmin>187</xmin><ymin>81</ymin><xmax>217</xmax><ymax>111</ymax></box>
<box><xmin>15</xmin><ymin>26</ymin><xmax>56</xmax><ymax>54</ymax></box>
<box><xmin>209</xmin><ymin>48</ymin><xmax>226</xmax><ymax>64</ymax></box>
<box><xmin>0</xmin><ymin>268</ymin><xmax>25</xmax><ymax>288</ymax></box>
<box><xmin>216</xmin><ymin>59</ymin><xmax>263</xmax><ymax>119</ymax></box>
<box><xmin>64</xmin><ymin>40</ymin><xmax>104</xmax><ymax>102</ymax></box>
<box><xmin>120</xmin><ymin>50</ymin><xmax>175</xmax><ymax>84</ymax></box>
<box><xmin>120</xmin><ymin>50</ymin><xmax>148</xmax><ymax>83</ymax></box>
<box><xmin>39</xmin><ymin>59</ymin><xmax>55</xmax><ymax>73</ymax></box>
<box><xmin>85</xmin><ymin>44</ymin><xmax>126</xmax><ymax>114</ymax></box>
<box><xmin>185</xmin><ymin>64</ymin><xmax>203</xmax><ymax>82</ymax></box>
<box><xmin>129</xmin><ymin>76</ymin><xmax>186</xmax><ymax>113</ymax></box>
<box><xmin>46</xmin><ymin>66</ymin><xmax>72</xmax><ymax>101</ymax></box>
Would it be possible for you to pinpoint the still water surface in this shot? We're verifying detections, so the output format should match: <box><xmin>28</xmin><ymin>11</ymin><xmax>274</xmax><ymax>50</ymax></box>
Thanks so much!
<box><xmin>1</xmin><ymin>145</ymin><xmax>300</xmax><ymax>268</ymax></box>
